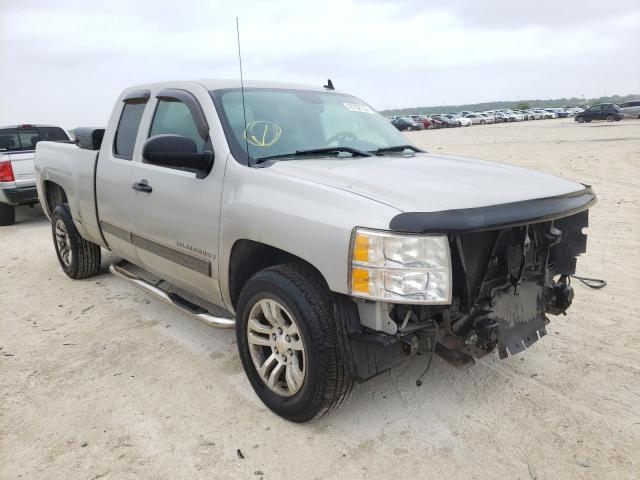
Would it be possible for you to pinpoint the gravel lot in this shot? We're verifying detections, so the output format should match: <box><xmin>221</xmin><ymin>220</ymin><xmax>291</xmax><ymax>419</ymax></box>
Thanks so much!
<box><xmin>1</xmin><ymin>118</ymin><xmax>639</xmax><ymax>479</ymax></box>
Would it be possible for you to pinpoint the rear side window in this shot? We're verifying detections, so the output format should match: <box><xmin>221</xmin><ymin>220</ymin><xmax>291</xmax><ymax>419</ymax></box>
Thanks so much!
<box><xmin>149</xmin><ymin>99</ymin><xmax>206</xmax><ymax>152</ymax></box>
<box><xmin>114</xmin><ymin>100</ymin><xmax>147</xmax><ymax>159</ymax></box>
<box><xmin>0</xmin><ymin>126</ymin><xmax>68</xmax><ymax>152</ymax></box>
<box><xmin>39</xmin><ymin>127</ymin><xmax>68</xmax><ymax>142</ymax></box>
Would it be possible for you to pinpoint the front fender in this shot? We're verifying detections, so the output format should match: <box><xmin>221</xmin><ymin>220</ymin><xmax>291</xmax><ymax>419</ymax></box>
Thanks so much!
<box><xmin>217</xmin><ymin>159</ymin><xmax>401</xmax><ymax>309</ymax></box>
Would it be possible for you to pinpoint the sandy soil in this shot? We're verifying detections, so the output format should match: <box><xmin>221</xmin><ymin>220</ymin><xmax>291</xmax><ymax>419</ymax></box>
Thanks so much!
<box><xmin>1</xmin><ymin>118</ymin><xmax>639</xmax><ymax>479</ymax></box>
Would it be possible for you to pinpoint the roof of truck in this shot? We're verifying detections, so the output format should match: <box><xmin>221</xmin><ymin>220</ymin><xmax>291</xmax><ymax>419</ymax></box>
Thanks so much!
<box><xmin>0</xmin><ymin>124</ymin><xmax>61</xmax><ymax>129</ymax></box>
<box><xmin>122</xmin><ymin>79</ymin><xmax>343</xmax><ymax>94</ymax></box>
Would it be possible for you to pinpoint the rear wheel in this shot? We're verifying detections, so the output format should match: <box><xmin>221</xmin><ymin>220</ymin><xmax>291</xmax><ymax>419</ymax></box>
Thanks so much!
<box><xmin>236</xmin><ymin>264</ymin><xmax>352</xmax><ymax>423</ymax></box>
<box><xmin>51</xmin><ymin>204</ymin><xmax>101</xmax><ymax>279</ymax></box>
<box><xmin>0</xmin><ymin>203</ymin><xmax>15</xmax><ymax>226</ymax></box>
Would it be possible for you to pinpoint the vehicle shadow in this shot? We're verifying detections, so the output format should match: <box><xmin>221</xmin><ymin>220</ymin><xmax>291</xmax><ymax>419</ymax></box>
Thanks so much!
<box><xmin>13</xmin><ymin>203</ymin><xmax>47</xmax><ymax>225</ymax></box>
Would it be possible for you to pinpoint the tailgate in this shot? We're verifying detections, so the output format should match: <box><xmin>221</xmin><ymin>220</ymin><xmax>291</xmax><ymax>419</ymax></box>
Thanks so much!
<box><xmin>4</xmin><ymin>151</ymin><xmax>36</xmax><ymax>187</ymax></box>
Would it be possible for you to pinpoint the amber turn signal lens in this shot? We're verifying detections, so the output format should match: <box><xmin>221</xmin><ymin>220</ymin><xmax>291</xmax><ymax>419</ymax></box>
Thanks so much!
<box><xmin>351</xmin><ymin>268</ymin><xmax>370</xmax><ymax>294</ymax></box>
<box><xmin>353</xmin><ymin>233</ymin><xmax>369</xmax><ymax>263</ymax></box>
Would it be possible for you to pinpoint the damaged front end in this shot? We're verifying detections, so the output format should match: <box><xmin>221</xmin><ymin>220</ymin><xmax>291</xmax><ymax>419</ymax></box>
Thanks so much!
<box><xmin>346</xmin><ymin>187</ymin><xmax>595</xmax><ymax>381</ymax></box>
<box><xmin>444</xmin><ymin>209</ymin><xmax>588</xmax><ymax>361</ymax></box>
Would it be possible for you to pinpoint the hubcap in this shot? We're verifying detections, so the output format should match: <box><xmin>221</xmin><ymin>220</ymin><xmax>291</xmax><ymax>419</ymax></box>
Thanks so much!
<box><xmin>54</xmin><ymin>219</ymin><xmax>72</xmax><ymax>267</ymax></box>
<box><xmin>247</xmin><ymin>298</ymin><xmax>306</xmax><ymax>397</ymax></box>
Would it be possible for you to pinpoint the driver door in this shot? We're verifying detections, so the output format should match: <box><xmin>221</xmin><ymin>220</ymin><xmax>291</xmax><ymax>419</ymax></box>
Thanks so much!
<box><xmin>129</xmin><ymin>88</ymin><xmax>224</xmax><ymax>304</ymax></box>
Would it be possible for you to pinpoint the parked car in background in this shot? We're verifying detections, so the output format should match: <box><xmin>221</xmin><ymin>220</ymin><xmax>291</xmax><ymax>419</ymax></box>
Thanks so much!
<box><xmin>409</xmin><ymin>115</ymin><xmax>435</xmax><ymax>129</ymax></box>
<box><xmin>464</xmin><ymin>113</ymin><xmax>489</xmax><ymax>125</ymax></box>
<box><xmin>443</xmin><ymin>114</ymin><xmax>471</xmax><ymax>127</ymax></box>
<box><xmin>575</xmin><ymin>104</ymin><xmax>624</xmax><ymax>123</ymax></box>
<box><xmin>0</xmin><ymin>124</ymin><xmax>71</xmax><ymax>225</ymax></box>
<box><xmin>431</xmin><ymin>115</ymin><xmax>459</xmax><ymax>128</ymax></box>
<box><xmin>533</xmin><ymin>109</ymin><xmax>553</xmax><ymax>119</ymax></box>
<box><xmin>499</xmin><ymin>111</ymin><xmax>519</xmax><ymax>122</ymax></box>
<box><xmin>509</xmin><ymin>111</ymin><xmax>526</xmax><ymax>121</ymax></box>
<box><xmin>479</xmin><ymin>113</ymin><xmax>496</xmax><ymax>124</ymax></box>
<box><xmin>518</xmin><ymin>110</ymin><xmax>537</xmax><ymax>120</ymax></box>
<box><xmin>391</xmin><ymin>117</ymin><xmax>423</xmax><ymax>131</ymax></box>
<box><xmin>619</xmin><ymin>100</ymin><xmax>640</xmax><ymax>118</ymax></box>
<box><xmin>486</xmin><ymin>112</ymin><xmax>506</xmax><ymax>123</ymax></box>
<box><xmin>427</xmin><ymin>116</ymin><xmax>446</xmax><ymax>129</ymax></box>
<box><xmin>525</xmin><ymin>110</ymin><xmax>543</xmax><ymax>120</ymax></box>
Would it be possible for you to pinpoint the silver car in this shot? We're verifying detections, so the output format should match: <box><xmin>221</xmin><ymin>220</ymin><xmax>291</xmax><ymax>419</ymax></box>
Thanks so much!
<box><xmin>619</xmin><ymin>100</ymin><xmax>640</xmax><ymax>119</ymax></box>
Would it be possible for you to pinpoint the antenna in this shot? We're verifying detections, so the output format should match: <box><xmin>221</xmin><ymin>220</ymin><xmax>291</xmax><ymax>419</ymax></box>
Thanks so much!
<box><xmin>236</xmin><ymin>17</ymin><xmax>251</xmax><ymax>166</ymax></box>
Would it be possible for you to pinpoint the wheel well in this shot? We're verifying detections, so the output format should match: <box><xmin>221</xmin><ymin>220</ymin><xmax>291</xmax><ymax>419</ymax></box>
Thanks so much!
<box><xmin>228</xmin><ymin>240</ymin><xmax>326</xmax><ymax>309</ymax></box>
<box><xmin>43</xmin><ymin>181</ymin><xmax>68</xmax><ymax>215</ymax></box>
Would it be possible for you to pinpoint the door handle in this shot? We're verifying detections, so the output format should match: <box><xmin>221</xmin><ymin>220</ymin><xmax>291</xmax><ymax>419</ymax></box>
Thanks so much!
<box><xmin>132</xmin><ymin>180</ymin><xmax>152</xmax><ymax>193</ymax></box>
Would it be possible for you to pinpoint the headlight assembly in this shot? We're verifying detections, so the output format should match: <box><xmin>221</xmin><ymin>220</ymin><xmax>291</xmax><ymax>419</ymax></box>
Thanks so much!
<box><xmin>349</xmin><ymin>228</ymin><xmax>452</xmax><ymax>304</ymax></box>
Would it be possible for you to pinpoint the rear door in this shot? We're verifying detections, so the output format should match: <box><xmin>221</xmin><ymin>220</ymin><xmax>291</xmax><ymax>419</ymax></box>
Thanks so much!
<box><xmin>129</xmin><ymin>87</ymin><xmax>224</xmax><ymax>304</ymax></box>
<box><xmin>95</xmin><ymin>91</ymin><xmax>149</xmax><ymax>262</ymax></box>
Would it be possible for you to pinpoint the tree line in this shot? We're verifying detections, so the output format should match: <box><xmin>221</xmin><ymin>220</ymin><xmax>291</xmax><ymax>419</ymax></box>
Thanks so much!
<box><xmin>379</xmin><ymin>93</ymin><xmax>640</xmax><ymax>116</ymax></box>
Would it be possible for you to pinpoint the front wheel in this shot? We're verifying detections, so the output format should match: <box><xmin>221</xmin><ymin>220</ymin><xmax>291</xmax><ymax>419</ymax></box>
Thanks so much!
<box><xmin>480</xmin><ymin>119</ymin><xmax>486</xmax><ymax>125</ymax></box>
<box><xmin>51</xmin><ymin>204</ymin><xmax>101</xmax><ymax>279</ymax></box>
<box><xmin>0</xmin><ymin>203</ymin><xmax>15</xmax><ymax>226</ymax></box>
<box><xmin>606</xmin><ymin>114</ymin><xmax>614</xmax><ymax>122</ymax></box>
<box><xmin>577</xmin><ymin>116</ymin><xmax>585</xmax><ymax>123</ymax></box>
<box><xmin>236</xmin><ymin>264</ymin><xmax>353</xmax><ymax>422</ymax></box>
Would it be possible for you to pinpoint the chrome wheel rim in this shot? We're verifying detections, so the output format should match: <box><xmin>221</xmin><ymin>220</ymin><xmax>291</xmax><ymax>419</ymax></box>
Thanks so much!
<box><xmin>55</xmin><ymin>219</ymin><xmax>72</xmax><ymax>267</ymax></box>
<box><xmin>247</xmin><ymin>298</ymin><xmax>306</xmax><ymax>397</ymax></box>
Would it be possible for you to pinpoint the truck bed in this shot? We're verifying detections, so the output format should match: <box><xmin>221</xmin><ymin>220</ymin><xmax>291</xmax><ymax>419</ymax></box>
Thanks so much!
<box><xmin>34</xmin><ymin>141</ymin><xmax>105</xmax><ymax>247</ymax></box>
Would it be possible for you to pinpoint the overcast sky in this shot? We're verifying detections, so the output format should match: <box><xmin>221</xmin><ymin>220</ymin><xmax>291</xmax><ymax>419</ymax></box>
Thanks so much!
<box><xmin>1</xmin><ymin>0</ymin><xmax>639</xmax><ymax>127</ymax></box>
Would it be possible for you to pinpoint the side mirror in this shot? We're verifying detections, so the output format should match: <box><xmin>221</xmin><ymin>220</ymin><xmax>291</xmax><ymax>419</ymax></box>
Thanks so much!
<box><xmin>142</xmin><ymin>134</ymin><xmax>213</xmax><ymax>177</ymax></box>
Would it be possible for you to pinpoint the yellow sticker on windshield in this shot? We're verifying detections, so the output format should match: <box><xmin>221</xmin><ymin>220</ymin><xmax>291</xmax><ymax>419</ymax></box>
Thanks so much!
<box><xmin>244</xmin><ymin>121</ymin><xmax>282</xmax><ymax>147</ymax></box>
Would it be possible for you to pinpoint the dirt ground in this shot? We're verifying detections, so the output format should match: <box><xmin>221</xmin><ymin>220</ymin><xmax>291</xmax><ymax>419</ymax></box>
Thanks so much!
<box><xmin>1</xmin><ymin>118</ymin><xmax>639</xmax><ymax>479</ymax></box>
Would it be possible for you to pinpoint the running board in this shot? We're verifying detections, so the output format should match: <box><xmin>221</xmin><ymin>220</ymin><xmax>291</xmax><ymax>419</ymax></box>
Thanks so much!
<box><xmin>109</xmin><ymin>263</ymin><xmax>235</xmax><ymax>329</ymax></box>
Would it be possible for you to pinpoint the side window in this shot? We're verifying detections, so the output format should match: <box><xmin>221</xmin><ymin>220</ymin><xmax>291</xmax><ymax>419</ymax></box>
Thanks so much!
<box><xmin>114</xmin><ymin>99</ymin><xmax>147</xmax><ymax>159</ymax></box>
<box><xmin>149</xmin><ymin>99</ymin><xmax>206</xmax><ymax>152</ymax></box>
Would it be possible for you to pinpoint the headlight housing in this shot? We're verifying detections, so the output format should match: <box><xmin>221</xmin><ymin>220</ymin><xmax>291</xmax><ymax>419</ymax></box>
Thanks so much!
<box><xmin>349</xmin><ymin>228</ymin><xmax>452</xmax><ymax>304</ymax></box>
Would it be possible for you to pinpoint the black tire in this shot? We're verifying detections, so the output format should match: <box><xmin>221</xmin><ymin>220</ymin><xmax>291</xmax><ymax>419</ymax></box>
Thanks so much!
<box><xmin>606</xmin><ymin>114</ymin><xmax>614</xmax><ymax>122</ymax></box>
<box><xmin>0</xmin><ymin>203</ymin><xmax>15</xmax><ymax>226</ymax></box>
<box><xmin>577</xmin><ymin>116</ymin><xmax>584</xmax><ymax>123</ymax></box>
<box><xmin>480</xmin><ymin>119</ymin><xmax>486</xmax><ymax>125</ymax></box>
<box><xmin>406</xmin><ymin>126</ymin><xmax>413</xmax><ymax>131</ymax></box>
<box><xmin>51</xmin><ymin>204</ymin><xmax>101</xmax><ymax>279</ymax></box>
<box><xmin>236</xmin><ymin>263</ymin><xmax>353</xmax><ymax>423</ymax></box>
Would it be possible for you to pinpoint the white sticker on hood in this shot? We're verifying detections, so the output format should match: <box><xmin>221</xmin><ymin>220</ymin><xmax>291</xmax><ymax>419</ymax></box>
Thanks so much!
<box><xmin>343</xmin><ymin>102</ymin><xmax>375</xmax><ymax>114</ymax></box>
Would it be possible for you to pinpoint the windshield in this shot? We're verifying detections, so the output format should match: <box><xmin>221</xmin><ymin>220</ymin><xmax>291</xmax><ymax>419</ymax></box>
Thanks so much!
<box><xmin>0</xmin><ymin>126</ymin><xmax>68</xmax><ymax>152</ymax></box>
<box><xmin>212</xmin><ymin>88</ymin><xmax>410</xmax><ymax>163</ymax></box>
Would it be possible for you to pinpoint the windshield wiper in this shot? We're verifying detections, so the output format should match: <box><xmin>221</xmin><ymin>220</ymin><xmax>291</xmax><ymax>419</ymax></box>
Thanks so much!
<box><xmin>371</xmin><ymin>145</ymin><xmax>424</xmax><ymax>155</ymax></box>
<box><xmin>254</xmin><ymin>147</ymin><xmax>373</xmax><ymax>164</ymax></box>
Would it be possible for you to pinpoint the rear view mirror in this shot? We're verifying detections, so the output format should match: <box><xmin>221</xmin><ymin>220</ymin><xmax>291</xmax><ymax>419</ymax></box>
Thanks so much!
<box><xmin>142</xmin><ymin>134</ymin><xmax>213</xmax><ymax>177</ymax></box>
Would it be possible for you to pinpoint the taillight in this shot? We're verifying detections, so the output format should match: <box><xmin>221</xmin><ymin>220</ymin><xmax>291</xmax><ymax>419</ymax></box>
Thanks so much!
<box><xmin>0</xmin><ymin>161</ymin><xmax>15</xmax><ymax>182</ymax></box>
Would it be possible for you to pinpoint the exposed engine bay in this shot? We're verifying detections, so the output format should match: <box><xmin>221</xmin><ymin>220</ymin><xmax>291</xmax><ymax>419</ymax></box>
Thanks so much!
<box><xmin>346</xmin><ymin>210</ymin><xmax>590</xmax><ymax>380</ymax></box>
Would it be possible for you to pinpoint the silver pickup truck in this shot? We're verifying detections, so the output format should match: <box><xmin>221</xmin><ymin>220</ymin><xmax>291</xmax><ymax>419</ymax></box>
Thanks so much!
<box><xmin>0</xmin><ymin>124</ymin><xmax>71</xmax><ymax>225</ymax></box>
<box><xmin>35</xmin><ymin>80</ymin><xmax>595</xmax><ymax>422</ymax></box>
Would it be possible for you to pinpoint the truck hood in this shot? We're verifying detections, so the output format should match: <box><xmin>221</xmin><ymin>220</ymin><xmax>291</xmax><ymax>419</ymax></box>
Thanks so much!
<box><xmin>268</xmin><ymin>153</ymin><xmax>585</xmax><ymax>212</ymax></box>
